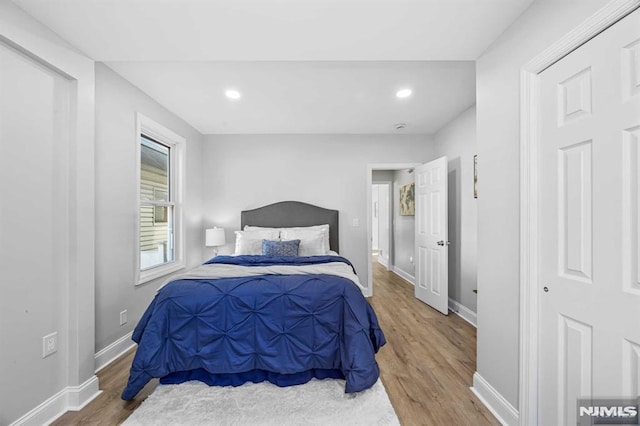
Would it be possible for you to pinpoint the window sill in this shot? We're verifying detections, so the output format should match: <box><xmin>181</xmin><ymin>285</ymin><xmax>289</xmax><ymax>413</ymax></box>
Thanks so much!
<box><xmin>137</xmin><ymin>261</ymin><xmax>185</xmax><ymax>286</ymax></box>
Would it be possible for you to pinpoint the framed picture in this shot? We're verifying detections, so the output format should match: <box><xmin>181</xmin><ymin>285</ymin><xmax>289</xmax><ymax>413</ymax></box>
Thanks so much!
<box><xmin>474</xmin><ymin>155</ymin><xmax>478</xmax><ymax>198</ymax></box>
<box><xmin>399</xmin><ymin>182</ymin><xmax>415</xmax><ymax>216</ymax></box>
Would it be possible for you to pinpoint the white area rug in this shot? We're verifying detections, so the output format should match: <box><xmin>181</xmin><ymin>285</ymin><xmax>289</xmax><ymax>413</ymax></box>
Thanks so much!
<box><xmin>123</xmin><ymin>378</ymin><xmax>399</xmax><ymax>426</ymax></box>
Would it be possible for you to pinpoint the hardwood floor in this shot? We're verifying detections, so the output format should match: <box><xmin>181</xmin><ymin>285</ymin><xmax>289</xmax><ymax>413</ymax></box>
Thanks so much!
<box><xmin>51</xmin><ymin>348</ymin><xmax>157</xmax><ymax>426</ymax></box>
<box><xmin>53</xmin><ymin>260</ymin><xmax>497</xmax><ymax>425</ymax></box>
<box><xmin>369</xmin><ymin>260</ymin><xmax>498</xmax><ymax>425</ymax></box>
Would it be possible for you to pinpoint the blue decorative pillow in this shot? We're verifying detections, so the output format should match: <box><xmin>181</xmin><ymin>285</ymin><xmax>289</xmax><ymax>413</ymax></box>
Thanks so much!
<box><xmin>262</xmin><ymin>239</ymin><xmax>300</xmax><ymax>257</ymax></box>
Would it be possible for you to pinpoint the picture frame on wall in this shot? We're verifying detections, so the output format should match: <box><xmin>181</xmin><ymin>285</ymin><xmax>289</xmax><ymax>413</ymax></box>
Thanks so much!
<box><xmin>399</xmin><ymin>182</ymin><xmax>415</xmax><ymax>216</ymax></box>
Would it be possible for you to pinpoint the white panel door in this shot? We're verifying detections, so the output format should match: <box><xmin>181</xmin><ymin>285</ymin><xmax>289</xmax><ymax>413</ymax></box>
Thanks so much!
<box><xmin>539</xmin><ymin>9</ymin><xmax>640</xmax><ymax>426</ymax></box>
<box><xmin>372</xmin><ymin>184</ymin><xmax>380</xmax><ymax>251</ymax></box>
<box><xmin>378</xmin><ymin>183</ymin><xmax>391</xmax><ymax>266</ymax></box>
<box><xmin>415</xmin><ymin>156</ymin><xmax>449</xmax><ymax>315</ymax></box>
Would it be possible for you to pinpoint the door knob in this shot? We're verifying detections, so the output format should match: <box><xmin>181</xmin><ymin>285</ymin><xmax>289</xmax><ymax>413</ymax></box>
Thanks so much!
<box><xmin>437</xmin><ymin>240</ymin><xmax>451</xmax><ymax>246</ymax></box>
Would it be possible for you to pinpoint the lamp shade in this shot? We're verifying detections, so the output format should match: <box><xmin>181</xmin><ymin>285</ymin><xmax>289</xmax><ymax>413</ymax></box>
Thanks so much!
<box><xmin>205</xmin><ymin>228</ymin><xmax>226</xmax><ymax>247</ymax></box>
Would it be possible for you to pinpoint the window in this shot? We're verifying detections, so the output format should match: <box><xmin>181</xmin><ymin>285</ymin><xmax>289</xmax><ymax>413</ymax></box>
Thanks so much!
<box><xmin>137</xmin><ymin>114</ymin><xmax>185</xmax><ymax>284</ymax></box>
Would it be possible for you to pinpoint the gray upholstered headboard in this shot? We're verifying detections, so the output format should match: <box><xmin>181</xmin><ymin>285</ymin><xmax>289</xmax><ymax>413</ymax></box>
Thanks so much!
<box><xmin>241</xmin><ymin>201</ymin><xmax>339</xmax><ymax>253</ymax></box>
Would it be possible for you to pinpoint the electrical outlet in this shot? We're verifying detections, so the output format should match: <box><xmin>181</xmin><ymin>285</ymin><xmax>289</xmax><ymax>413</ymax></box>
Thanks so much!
<box><xmin>42</xmin><ymin>332</ymin><xmax>57</xmax><ymax>358</ymax></box>
<box><xmin>120</xmin><ymin>310</ymin><xmax>128</xmax><ymax>326</ymax></box>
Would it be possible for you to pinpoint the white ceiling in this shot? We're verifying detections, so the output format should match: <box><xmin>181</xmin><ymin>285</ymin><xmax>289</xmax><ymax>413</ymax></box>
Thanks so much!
<box><xmin>106</xmin><ymin>61</ymin><xmax>475</xmax><ymax>134</ymax></box>
<box><xmin>13</xmin><ymin>0</ymin><xmax>534</xmax><ymax>134</ymax></box>
<box><xmin>13</xmin><ymin>0</ymin><xmax>533</xmax><ymax>61</ymax></box>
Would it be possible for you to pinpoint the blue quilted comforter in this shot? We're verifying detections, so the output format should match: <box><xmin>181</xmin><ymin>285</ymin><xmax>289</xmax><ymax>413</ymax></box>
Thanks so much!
<box><xmin>121</xmin><ymin>256</ymin><xmax>386</xmax><ymax>400</ymax></box>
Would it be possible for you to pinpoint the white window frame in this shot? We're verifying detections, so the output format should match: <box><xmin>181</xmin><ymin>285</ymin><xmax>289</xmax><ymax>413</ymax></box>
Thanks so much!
<box><xmin>136</xmin><ymin>113</ymin><xmax>185</xmax><ymax>285</ymax></box>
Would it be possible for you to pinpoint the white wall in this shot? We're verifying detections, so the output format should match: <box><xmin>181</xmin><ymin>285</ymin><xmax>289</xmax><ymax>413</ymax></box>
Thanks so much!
<box><xmin>372</xmin><ymin>170</ymin><xmax>394</xmax><ymax>182</ymax></box>
<box><xmin>202</xmin><ymin>134</ymin><xmax>432</xmax><ymax>289</ymax></box>
<box><xmin>392</xmin><ymin>170</ymin><xmax>415</xmax><ymax>278</ymax></box>
<box><xmin>475</xmin><ymin>0</ymin><xmax>609</xmax><ymax>409</ymax></box>
<box><xmin>431</xmin><ymin>105</ymin><xmax>477</xmax><ymax>312</ymax></box>
<box><xmin>94</xmin><ymin>63</ymin><xmax>204</xmax><ymax>353</ymax></box>
<box><xmin>0</xmin><ymin>2</ymin><xmax>97</xmax><ymax>424</ymax></box>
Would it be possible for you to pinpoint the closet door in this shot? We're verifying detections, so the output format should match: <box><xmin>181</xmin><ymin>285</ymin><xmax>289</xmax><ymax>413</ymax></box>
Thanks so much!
<box><xmin>538</xmin><ymin>9</ymin><xmax>640</xmax><ymax>426</ymax></box>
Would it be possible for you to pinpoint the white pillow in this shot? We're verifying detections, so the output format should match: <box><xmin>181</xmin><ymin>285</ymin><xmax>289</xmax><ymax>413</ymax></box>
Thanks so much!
<box><xmin>298</xmin><ymin>235</ymin><xmax>326</xmax><ymax>256</ymax></box>
<box><xmin>276</xmin><ymin>224</ymin><xmax>330</xmax><ymax>251</ymax></box>
<box><xmin>280</xmin><ymin>228</ymin><xmax>328</xmax><ymax>256</ymax></box>
<box><xmin>244</xmin><ymin>224</ymin><xmax>331</xmax><ymax>252</ymax></box>
<box><xmin>234</xmin><ymin>230</ymin><xmax>280</xmax><ymax>255</ymax></box>
<box><xmin>244</xmin><ymin>225</ymin><xmax>278</xmax><ymax>231</ymax></box>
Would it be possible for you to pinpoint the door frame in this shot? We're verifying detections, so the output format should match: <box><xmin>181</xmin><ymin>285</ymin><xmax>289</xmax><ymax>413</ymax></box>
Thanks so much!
<box><xmin>366</xmin><ymin>163</ymin><xmax>420</xmax><ymax>297</ymax></box>
<box><xmin>519</xmin><ymin>1</ymin><xmax>640</xmax><ymax>424</ymax></box>
<box><xmin>372</xmin><ymin>181</ymin><xmax>393</xmax><ymax>271</ymax></box>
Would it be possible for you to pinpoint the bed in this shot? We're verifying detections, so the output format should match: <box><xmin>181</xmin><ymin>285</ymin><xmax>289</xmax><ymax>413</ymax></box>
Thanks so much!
<box><xmin>121</xmin><ymin>201</ymin><xmax>386</xmax><ymax>400</ymax></box>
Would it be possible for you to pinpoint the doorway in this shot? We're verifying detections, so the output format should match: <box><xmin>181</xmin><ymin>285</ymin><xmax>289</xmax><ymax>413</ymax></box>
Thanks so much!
<box><xmin>366</xmin><ymin>163</ymin><xmax>420</xmax><ymax>296</ymax></box>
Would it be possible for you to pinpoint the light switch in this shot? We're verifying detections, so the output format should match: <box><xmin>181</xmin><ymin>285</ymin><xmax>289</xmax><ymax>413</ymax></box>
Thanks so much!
<box><xmin>352</xmin><ymin>218</ymin><xmax>360</xmax><ymax>227</ymax></box>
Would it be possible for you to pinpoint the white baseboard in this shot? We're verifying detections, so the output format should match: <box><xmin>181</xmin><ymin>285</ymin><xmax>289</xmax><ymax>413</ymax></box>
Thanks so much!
<box><xmin>362</xmin><ymin>286</ymin><xmax>373</xmax><ymax>298</ymax></box>
<box><xmin>94</xmin><ymin>331</ymin><xmax>135</xmax><ymax>373</ymax></box>
<box><xmin>392</xmin><ymin>266</ymin><xmax>415</xmax><ymax>285</ymax></box>
<box><xmin>356</xmin><ymin>280</ymin><xmax>371</xmax><ymax>297</ymax></box>
<box><xmin>471</xmin><ymin>372</ymin><xmax>519</xmax><ymax>426</ymax></box>
<box><xmin>11</xmin><ymin>330</ymin><xmax>134</xmax><ymax>425</ymax></box>
<box><xmin>67</xmin><ymin>375</ymin><xmax>101</xmax><ymax>411</ymax></box>
<box><xmin>10</xmin><ymin>375</ymin><xmax>101</xmax><ymax>426</ymax></box>
<box><xmin>377</xmin><ymin>255</ymin><xmax>389</xmax><ymax>268</ymax></box>
<box><xmin>448</xmin><ymin>298</ymin><xmax>477</xmax><ymax>327</ymax></box>
<box><xmin>9</xmin><ymin>387</ymin><xmax>68</xmax><ymax>426</ymax></box>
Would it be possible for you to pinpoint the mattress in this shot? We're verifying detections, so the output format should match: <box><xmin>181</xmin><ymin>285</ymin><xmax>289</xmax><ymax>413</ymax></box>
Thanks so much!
<box><xmin>121</xmin><ymin>255</ymin><xmax>386</xmax><ymax>400</ymax></box>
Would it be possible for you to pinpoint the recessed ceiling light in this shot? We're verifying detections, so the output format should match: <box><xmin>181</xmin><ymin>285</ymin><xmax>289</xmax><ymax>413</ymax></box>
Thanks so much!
<box><xmin>225</xmin><ymin>89</ymin><xmax>241</xmax><ymax>100</ymax></box>
<box><xmin>396</xmin><ymin>88</ymin><xmax>412</xmax><ymax>99</ymax></box>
